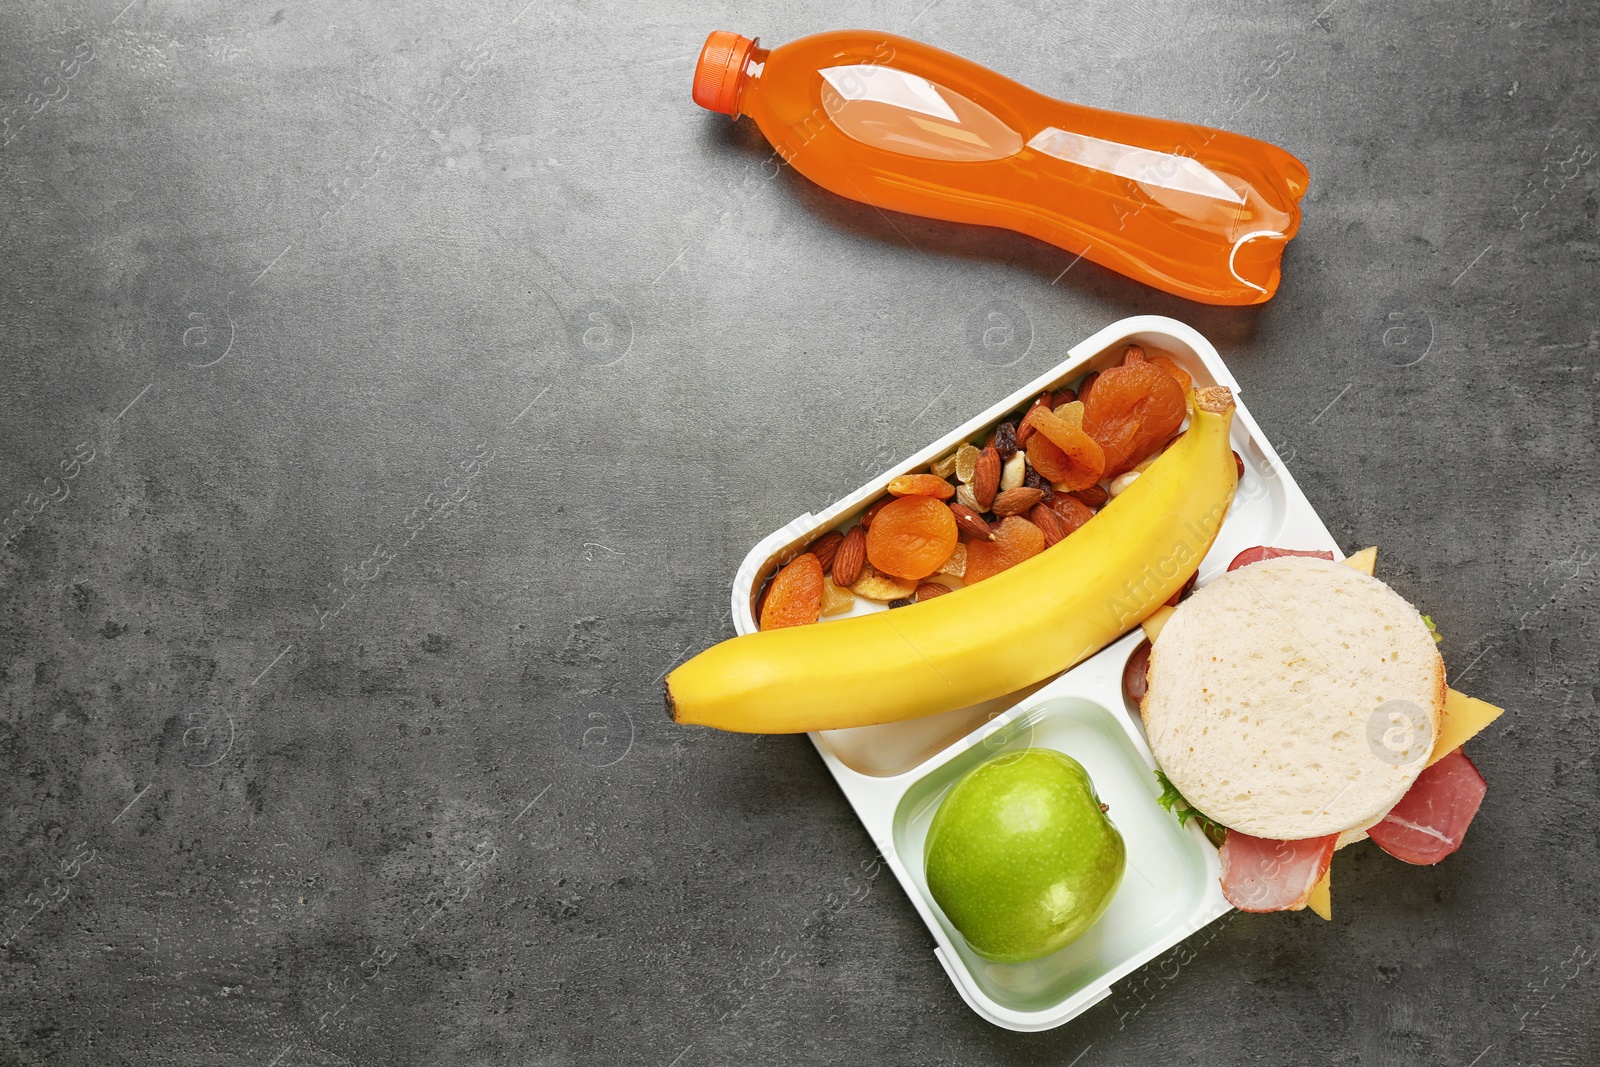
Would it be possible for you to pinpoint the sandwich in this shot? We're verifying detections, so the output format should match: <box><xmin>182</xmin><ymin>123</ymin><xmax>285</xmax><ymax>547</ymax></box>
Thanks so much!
<box><xmin>1134</xmin><ymin>547</ymin><xmax>1503</xmax><ymax>918</ymax></box>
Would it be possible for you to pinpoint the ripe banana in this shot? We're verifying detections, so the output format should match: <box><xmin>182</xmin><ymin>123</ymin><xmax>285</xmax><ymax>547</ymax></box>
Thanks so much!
<box><xmin>667</xmin><ymin>386</ymin><xmax>1239</xmax><ymax>734</ymax></box>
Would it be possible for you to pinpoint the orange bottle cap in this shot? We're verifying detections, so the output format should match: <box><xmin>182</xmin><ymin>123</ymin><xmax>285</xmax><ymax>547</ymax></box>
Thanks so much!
<box><xmin>692</xmin><ymin>30</ymin><xmax>757</xmax><ymax>116</ymax></box>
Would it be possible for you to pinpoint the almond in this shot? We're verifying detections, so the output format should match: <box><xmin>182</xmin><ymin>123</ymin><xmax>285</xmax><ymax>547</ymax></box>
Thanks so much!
<box><xmin>973</xmin><ymin>446</ymin><xmax>1001</xmax><ymax>509</ymax></box>
<box><xmin>807</xmin><ymin>530</ymin><xmax>844</xmax><ymax>571</ymax></box>
<box><xmin>831</xmin><ymin>526</ymin><xmax>866</xmax><ymax>587</ymax></box>
<box><xmin>914</xmin><ymin>581</ymin><xmax>950</xmax><ymax>602</ymax></box>
<box><xmin>955</xmin><ymin>482</ymin><xmax>981</xmax><ymax>513</ymax></box>
<box><xmin>1028</xmin><ymin>502</ymin><xmax>1067</xmax><ymax>546</ymax></box>
<box><xmin>991</xmin><ymin>486</ymin><xmax>1043</xmax><ymax>517</ymax></box>
<box><xmin>948</xmin><ymin>502</ymin><xmax>995</xmax><ymax>541</ymax></box>
<box><xmin>1123</xmin><ymin>342</ymin><xmax>1146</xmax><ymax>363</ymax></box>
<box><xmin>859</xmin><ymin>497</ymin><xmax>891</xmax><ymax>529</ymax></box>
<box><xmin>1070</xmin><ymin>484</ymin><xmax>1109</xmax><ymax>508</ymax></box>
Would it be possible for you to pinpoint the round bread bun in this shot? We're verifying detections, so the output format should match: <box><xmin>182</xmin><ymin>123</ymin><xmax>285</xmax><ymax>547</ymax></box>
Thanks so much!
<box><xmin>1142</xmin><ymin>556</ymin><xmax>1445</xmax><ymax>841</ymax></box>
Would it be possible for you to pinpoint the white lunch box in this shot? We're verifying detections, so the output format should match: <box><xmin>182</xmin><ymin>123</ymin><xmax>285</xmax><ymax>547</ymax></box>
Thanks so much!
<box><xmin>729</xmin><ymin>315</ymin><xmax>1341</xmax><ymax>1031</ymax></box>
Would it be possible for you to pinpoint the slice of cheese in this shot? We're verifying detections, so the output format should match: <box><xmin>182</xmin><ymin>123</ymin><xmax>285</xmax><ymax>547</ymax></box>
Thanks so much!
<box><xmin>1340</xmin><ymin>689</ymin><xmax>1504</xmax><ymax>848</ymax></box>
<box><xmin>1342</xmin><ymin>546</ymin><xmax>1377</xmax><ymax>575</ymax></box>
<box><xmin>1142</xmin><ymin>605</ymin><xmax>1176</xmax><ymax>642</ymax></box>
<box><xmin>1430</xmin><ymin>689</ymin><xmax>1504</xmax><ymax>766</ymax></box>
<box><xmin>1306</xmin><ymin>863</ymin><xmax>1331</xmax><ymax>920</ymax></box>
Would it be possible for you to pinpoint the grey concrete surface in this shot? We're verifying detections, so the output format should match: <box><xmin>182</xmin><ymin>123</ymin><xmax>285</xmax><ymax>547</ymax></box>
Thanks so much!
<box><xmin>1</xmin><ymin>0</ymin><xmax>1596</xmax><ymax>1063</ymax></box>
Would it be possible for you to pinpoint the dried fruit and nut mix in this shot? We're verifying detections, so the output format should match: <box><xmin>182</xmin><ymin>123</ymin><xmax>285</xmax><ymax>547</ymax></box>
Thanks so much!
<box><xmin>756</xmin><ymin>344</ymin><xmax>1205</xmax><ymax>629</ymax></box>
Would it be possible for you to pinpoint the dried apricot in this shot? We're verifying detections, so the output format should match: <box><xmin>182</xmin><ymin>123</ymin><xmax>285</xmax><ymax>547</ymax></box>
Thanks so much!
<box><xmin>1046</xmin><ymin>493</ymin><xmax>1096</xmax><ymax>535</ymax></box>
<box><xmin>1016</xmin><ymin>394</ymin><xmax>1051</xmax><ymax>447</ymax></box>
<box><xmin>866</xmin><ymin>496</ymin><xmax>959</xmax><ymax>580</ymax></box>
<box><xmin>1026</xmin><ymin>402</ymin><xmax>1105</xmax><ymax>490</ymax></box>
<box><xmin>963</xmin><ymin>516</ymin><xmax>1046</xmax><ymax>583</ymax></box>
<box><xmin>759</xmin><ymin>553</ymin><xmax>823</xmax><ymax>630</ymax></box>
<box><xmin>1150</xmin><ymin>355</ymin><xmax>1193</xmax><ymax>396</ymax></box>
<box><xmin>1081</xmin><ymin>359</ymin><xmax>1186</xmax><ymax>477</ymax></box>
<box><xmin>887</xmin><ymin>473</ymin><xmax>955</xmax><ymax>500</ymax></box>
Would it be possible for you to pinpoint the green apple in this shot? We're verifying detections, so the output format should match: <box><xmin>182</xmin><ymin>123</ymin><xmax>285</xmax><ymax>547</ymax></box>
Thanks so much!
<box><xmin>925</xmin><ymin>749</ymin><xmax>1125</xmax><ymax>963</ymax></box>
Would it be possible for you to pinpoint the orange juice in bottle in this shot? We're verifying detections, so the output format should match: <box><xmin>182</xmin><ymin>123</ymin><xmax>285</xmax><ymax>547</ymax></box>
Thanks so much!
<box><xmin>692</xmin><ymin>30</ymin><xmax>1308</xmax><ymax>306</ymax></box>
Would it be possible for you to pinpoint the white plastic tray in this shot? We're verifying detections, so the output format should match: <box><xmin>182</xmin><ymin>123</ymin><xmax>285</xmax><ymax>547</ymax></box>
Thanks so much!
<box><xmin>729</xmin><ymin>315</ymin><xmax>1341</xmax><ymax>1030</ymax></box>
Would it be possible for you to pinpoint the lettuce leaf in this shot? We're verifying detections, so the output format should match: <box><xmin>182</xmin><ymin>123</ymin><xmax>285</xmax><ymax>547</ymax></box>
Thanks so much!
<box><xmin>1155</xmin><ymin>770</ymin><xmax>1228</xmax><ymax>848</ymax></box>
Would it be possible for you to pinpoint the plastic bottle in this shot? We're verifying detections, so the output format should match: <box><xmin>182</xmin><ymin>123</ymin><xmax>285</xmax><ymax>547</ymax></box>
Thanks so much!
<box><xmin>692</xmin><ymin>30</ymin><xmax>1308</xmax><ymax>306</ymax></box>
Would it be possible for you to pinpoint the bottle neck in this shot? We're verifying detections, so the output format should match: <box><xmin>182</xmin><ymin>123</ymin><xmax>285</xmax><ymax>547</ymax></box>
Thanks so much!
<box><xmin>731</xmin><ymin>46</ymin><xmax>770</xmax><ymax>118</ymax></box>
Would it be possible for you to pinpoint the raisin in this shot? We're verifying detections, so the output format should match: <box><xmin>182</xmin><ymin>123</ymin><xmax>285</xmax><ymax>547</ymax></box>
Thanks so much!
<box><xmin>888</xmin><ymin>597</ymin><xmax>914</xmax><ymax>609</ymax></box>
<box><xmin>1022</xmin><ymin>467</ymin><xmax>1055</xmax><ymax>501</ymax></box>
<box><xmin>865</xmin><ymin>496</ymin><xmax>959</xmax><ymax>580</ymax></box>
<box><xmin>991</xmin><ymin>420</ymin><xmax>1019</xmax><ymax>461</ymax></box>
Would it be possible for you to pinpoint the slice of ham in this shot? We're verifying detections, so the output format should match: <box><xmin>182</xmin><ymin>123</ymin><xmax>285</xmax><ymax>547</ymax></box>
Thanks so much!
<box><xmin>1227</xmin><ymin>546</ymin><xmax>1336</xmax><ymax>571</ymax></box>
<box><xmin>1366</xmin><ymin>748</ymin><xmax>1486</xmax><ymax>865</ymax></box>
<box><xmin>1122</xmin><ymin>637</ymin><xmax>1152</xmax><ymax>707</ymax></box>
<box><xmin>1219</xmin><ymin>830</ymin><xmax>1337</xmax><ymax>912</ymax></box>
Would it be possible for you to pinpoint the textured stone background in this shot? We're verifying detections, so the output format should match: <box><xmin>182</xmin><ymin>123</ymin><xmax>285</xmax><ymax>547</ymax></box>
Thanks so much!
<box><xmin>2</xmin><ymin>0</ymin><xmax>1596</xmax><ymax>1064</ymax></box>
